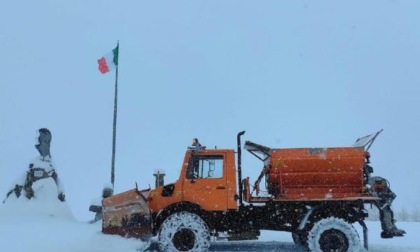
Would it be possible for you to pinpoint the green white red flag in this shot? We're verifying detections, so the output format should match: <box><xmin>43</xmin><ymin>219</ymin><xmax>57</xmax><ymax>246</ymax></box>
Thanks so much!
<box><xmin>98</xmin><ymin>45</ymin><xmax>119</xmax><ymax>74</ymax></box>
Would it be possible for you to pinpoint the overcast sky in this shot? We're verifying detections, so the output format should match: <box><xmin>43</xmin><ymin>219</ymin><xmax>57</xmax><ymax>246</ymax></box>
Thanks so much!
<box><xmin>1</xmin><ymin>1</ymin><xmax>419</xmax><ymax>221</ymax></box>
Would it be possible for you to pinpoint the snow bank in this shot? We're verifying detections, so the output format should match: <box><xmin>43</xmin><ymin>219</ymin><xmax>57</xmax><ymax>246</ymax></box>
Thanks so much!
<box><xmin>0</xmin><ymin>179</ymin><xmax>143</xmax><ymax>252</ymax></box>
<box><xmin>0</xmin><ymin>179</ymin><xmax>73</xmax><ymax>222</ymax></box>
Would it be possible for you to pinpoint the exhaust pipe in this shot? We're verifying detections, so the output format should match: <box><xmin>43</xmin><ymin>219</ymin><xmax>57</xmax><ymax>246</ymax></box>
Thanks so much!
<box><xmin>153</xmin><ymin>170</ymin><xmax>166</xmax><ymax>188</ymax></box>
<box><xmin>237</xmin><ymin>131</ymin><xmax>246</xmax><ymax>205</ymax></box>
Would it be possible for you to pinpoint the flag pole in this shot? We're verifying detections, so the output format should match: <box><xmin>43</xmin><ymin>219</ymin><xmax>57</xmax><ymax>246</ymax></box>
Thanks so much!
<box><xmin>111</xmin><ymin>41</ymin><xmax>119</xmax><ymax>187</ymax></box>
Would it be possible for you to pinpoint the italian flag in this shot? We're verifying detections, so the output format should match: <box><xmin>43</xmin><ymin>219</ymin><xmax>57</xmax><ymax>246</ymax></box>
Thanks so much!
<box><xmin>98</xmin><ymin>45</ymin><xmax>119</xmax><ymax>74</ymax></box>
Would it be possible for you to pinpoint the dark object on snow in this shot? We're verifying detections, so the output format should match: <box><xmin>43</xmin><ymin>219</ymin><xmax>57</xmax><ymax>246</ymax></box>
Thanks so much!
<box><xmin>24</xmin><ymin>167</ymin><xmax>65</xmax><ymax>201</ymax></box>
<box><xmin>3</xmin><ymin>128</ymin><xmax>65</xmax><ymax>203</ymax></box>
<box><xmin>89</xmin><ymin>185</ymin><xmax>114</xmax><ymax>223</ymax></box>
<box><xmin>58</xmin><ymin>192</ymin><xmax>65</xmax><ymax>202</ymax></box>
<box><xmin>4</xmin><ymin>185</ymin><xmax>23</xmax><ymax>202</ymax></box>
<box><xmin>4</xmin><ymin>162</ymin><xmax>66</xmax><ymax>203</ymax></box>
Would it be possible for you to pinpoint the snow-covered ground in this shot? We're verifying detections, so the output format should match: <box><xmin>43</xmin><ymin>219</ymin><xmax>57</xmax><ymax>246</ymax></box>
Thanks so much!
<box><xmin>0</xmin><ymin>179</ymin><xmax>419</xmax><ymax>252</ymax></box>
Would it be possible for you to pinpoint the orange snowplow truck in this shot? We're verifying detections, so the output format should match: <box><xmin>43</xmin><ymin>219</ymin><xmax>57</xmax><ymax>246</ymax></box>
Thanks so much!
<box><xmin>102</xmin><ymin>130</ymin><xmax>405</xmax><ymax>252</ymax></box>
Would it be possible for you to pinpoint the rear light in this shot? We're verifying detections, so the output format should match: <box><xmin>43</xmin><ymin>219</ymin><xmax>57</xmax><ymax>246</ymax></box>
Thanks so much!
<box><xmin>365</xmin><ymin>152</ymin><xmax>371</xmax><ymax>159</ymax></box>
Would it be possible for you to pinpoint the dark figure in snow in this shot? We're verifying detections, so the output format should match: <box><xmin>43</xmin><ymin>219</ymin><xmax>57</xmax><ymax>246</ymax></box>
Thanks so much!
<box><xmin>368</xmin><ymin>176</ymin><xmax>406</xmax><ymax>238</ymax></box>
<box><xmin>3</xmin><ymin>128</ymin><xmax>65</xmax><ymax>203</ymax></box>
<box><xmin>36</xmin><ymin>128</ymin><xmax>52</xmax><ymax>159</ymax></box>
<box><xmin>188</xmin><ymin>138</ymin><xmax>205</xmax><ymax>152</ymax></box>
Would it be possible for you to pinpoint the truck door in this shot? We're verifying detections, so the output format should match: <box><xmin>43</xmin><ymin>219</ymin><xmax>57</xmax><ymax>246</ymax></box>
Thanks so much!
<box><xmin>182</xmin><ymin>154</ymin><xmax>228</xmax><ymax>211</ymax></box>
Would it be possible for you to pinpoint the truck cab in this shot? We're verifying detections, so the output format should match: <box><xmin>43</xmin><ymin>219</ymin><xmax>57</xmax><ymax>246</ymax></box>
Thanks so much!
<box><xmin>147</xmin><ymin>148</ymin><xmax>238</xmax><ymax>214</ymax></box>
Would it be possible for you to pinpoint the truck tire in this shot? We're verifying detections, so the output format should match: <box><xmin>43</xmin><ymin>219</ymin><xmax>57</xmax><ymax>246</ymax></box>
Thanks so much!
<box><xmin>158</xmin><ymin>211</ymin><xmax>210</xmax><ymax>252</ymax></box>
<box><xmin>307</xmin><ymin>217</ymin><xmax>361</xmax><ymax>252</ymax></box>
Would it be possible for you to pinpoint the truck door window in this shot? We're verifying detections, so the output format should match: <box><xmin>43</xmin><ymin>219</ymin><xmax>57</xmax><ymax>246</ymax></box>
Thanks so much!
<box><xmin>186</xmin><ymin>155</ymin><xmax>223</xmax><ymax>179</ymax></box>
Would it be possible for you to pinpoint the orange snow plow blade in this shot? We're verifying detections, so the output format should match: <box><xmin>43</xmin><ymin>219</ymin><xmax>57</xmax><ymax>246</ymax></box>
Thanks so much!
<box><xmin>102</xmin><ymin>188</ymin><xmax>152</xmax><ymax>241</ymax></box>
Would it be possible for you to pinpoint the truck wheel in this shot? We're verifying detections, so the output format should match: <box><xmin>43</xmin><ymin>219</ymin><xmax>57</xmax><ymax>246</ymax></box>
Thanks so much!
<box><xmin>307</xmin><ymin>217</ymin><xmax>361</xmax><ymax>252</ymax></box>
<box><xmin>158</xmin><ymin>211</ymin><xmax>210</xmax><ymax>252</ymax></box>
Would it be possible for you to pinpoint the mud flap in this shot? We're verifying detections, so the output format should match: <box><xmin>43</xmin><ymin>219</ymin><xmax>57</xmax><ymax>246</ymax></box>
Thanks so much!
<box><xmin>102</xmin><ymin>188</ymin><xmax>152</xmax><ymax>242</ymax></box>
<box><xmin>358</xmin><ymin>220</ymin><xmax>369</xmax><ymax>250</ymax></box>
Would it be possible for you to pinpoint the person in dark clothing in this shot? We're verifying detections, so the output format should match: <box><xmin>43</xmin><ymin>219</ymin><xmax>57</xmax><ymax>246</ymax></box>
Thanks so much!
<box><xmin>368</xmin><ymin>176</ymin><xmax>406</xmax><ymax>238</ymax></box>
<box><xmin>188</xmin><ymin>138</ymin><xmax>205</xmax><ymax>152</ymax></box>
